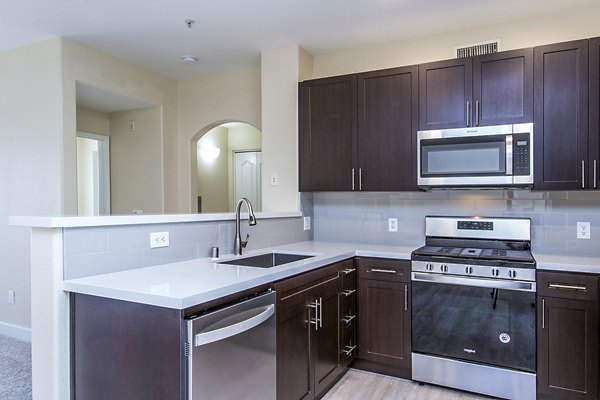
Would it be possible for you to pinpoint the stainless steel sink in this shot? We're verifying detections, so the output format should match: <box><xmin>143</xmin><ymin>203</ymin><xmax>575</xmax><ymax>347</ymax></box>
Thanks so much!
<box><xmin>220</xmin><ymin>252</ymin><xmax>314</xmax><ymax>268</ymax></box>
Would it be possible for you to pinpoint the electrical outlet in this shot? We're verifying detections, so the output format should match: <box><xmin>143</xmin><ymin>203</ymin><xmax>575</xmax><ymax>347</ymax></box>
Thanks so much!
<box><xmin>577</xmin><ymin>222</ymin><xmax>591</xmax><ymax>239</ymax></box>
<box><xmin>150</xmin><ymin>232</ymin><xmax>170</xmax><ymax>248</ymax></box>
<box><xmin>7</xmin><ymin>290</ymin><xmax>15</xmax><ymax>305</ymax></box>
<box><xmin>388</xmin><ymin>218</ymin><xmax>398</xmax><ymax>232</ymax></box>
<box><xmin>270</xmin><ymin>173</ymin><xmax>279</xmax><ymax>186</ymax></box>
<box><xmin>303</xmin><ymin>216</ymin><xmax>311</xmax><ymax>231</ymax></box>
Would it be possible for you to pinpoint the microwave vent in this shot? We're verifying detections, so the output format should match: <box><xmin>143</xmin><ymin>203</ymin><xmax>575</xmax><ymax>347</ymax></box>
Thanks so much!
<box><xmin>454</xmin><ymin>40</ymin><xmax>501</xmax><ymax>58</ymax></box>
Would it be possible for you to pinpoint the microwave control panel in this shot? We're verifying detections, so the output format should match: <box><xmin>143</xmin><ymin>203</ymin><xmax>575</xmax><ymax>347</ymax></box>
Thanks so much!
<box><xmin>513</xmin><ymin>133</ymin><xmax>530</xmax><ymax>176</ymax></box>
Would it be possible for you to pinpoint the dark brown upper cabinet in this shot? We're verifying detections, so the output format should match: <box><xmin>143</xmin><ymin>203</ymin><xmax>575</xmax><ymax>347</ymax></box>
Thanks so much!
<box><xmin>589</xmin><ymin>37</ymin><xmax>600</xmax><ymax>190</ymax></box>
<box><xmin>419</xmin><ymin>58</ymin><xmax>472</xmax><ymax>130</ymax></box>
<box><xmin>357</xmin><ymin>66</ymin><xmax>419</xmax><ymax>191</ymax></box>
<box><xmin>299</xmin><ymin>74</ymin><xmax>358</xmax><ymax>192</ymax></box>
<box><xmin>299</xmin><ymin>66</ymin><xmax>418</xmax><ymax>192</ymax></box>
<box><xmin>419</xmin><ymin>49</ymin><xmax>533</xmax><ymax>130</ymax></box>
<box><xmin>534</xmin><ymin>39</ymin><xmax>589</xmax><ymax>190</ymax></box>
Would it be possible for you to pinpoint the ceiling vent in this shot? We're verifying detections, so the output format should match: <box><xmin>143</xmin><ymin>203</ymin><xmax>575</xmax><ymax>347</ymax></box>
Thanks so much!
<box><xmin>454</xmin><ymin>39</ymin><xmax>501</xmax><ymax>58</ymax></box>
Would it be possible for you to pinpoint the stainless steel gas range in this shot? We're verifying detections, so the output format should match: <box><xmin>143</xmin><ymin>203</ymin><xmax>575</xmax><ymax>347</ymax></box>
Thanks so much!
<box><xmin>411</xmin><ymin>216</ymin><xmax>536</xmax><ymax>400</ymax></box>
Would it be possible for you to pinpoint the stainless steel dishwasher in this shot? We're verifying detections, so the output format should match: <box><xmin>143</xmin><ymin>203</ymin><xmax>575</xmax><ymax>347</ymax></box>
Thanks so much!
<box><xmin>186</xmin><ymin>290</ymin><xmax>276</xmax><ymax>400</ymax></box>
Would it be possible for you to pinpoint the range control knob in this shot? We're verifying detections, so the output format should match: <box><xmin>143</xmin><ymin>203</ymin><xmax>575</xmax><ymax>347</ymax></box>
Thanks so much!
<box><xmin>491</xmin><ymin>268</ymin><xmax>500</xmax><ymax>277</ymax></box>
<box><xmin>441</xmin><ymin>264</ymin><xmax>448</xmax><ymax>273</ymax></box>
<box><xmin>465</xmin><ymin>266</ymin><xmax>473</xmax><ymax>274</ymax></box>
<box><xmin>426</xmin><ymin>263</ymin><xmax>434</xmax><ymax>271</ymax></box>
<box><xmin>508</xmin><ymin>270</ymin><xmax>517</xmax><ymax>279</ymax></box>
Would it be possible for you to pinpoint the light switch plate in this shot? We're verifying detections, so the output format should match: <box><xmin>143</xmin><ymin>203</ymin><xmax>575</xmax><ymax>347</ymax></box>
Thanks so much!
<box><xmin>303</xmin><ymin>216</ymin><xmax>311</xmax><ymax>231</ymax></box>
<box><xmin>388</xmin><ymin>218</ymin><xmax>398</xmax><ymax>232</ymax></box>
<box><xmin>270</xmin><ymin>173</ymin><xmax>279</xmax><ymax>186</ymax></box>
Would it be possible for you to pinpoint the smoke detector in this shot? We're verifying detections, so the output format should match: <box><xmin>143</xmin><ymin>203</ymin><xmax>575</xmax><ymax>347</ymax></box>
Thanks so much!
<box><xmin>181</xmin><ymin>55</ymin><xmax>198</xmax><ymax>65</ymax></box>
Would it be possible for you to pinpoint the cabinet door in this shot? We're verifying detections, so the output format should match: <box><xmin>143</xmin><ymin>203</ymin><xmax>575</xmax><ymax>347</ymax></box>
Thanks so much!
<box><xmin>299</xmin><ymin>75</ymin><xmax>357</xmax><ymax>191</ymax></box>
<box><xmin>589</xmin><ymin>37</ymin><xmax>600</xmax><ymax>190</ymax></box>
<box><xmin>537</xmin><ymin>296</ymin><xmax>599</xmax><ymax>400</ymax></box>
<box><xmin>419</xmin><ymin>58</ymin><xmax>472</xmax><ymax>130</ymax></box>
<box><xmin>358</xmin><ymin>279</ymin><xmax>411</xmax><ymax>376</ymax></box>
<box><xmin>314</xmin><ymin>278</ymin><xmax>342</xmax><ymax>395</ymax></box>
<box><xmin>277</xmin><ymin>300</ymin><xmax>314</xmax><ymax>400</ymax></box>
<box><xmin>534</xmin><ymin>39</ymin><xmax>589</xmax><ymax>190</ymax></box>
<box><xmin>357</xmin><ymin>66</ymin><xmax>418</xmax><ymax>191</ymax></box>
<box><xmin>472</xmin><ymin>48</ymin><xmax>533</xmax><ymax>126</ymax></box>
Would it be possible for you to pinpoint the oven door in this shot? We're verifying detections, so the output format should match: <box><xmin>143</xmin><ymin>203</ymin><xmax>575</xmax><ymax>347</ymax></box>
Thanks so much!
<box><xmin>411</xmin><ymin>272</ymin><xmax>536</xmax><ymax>373</ymax></box>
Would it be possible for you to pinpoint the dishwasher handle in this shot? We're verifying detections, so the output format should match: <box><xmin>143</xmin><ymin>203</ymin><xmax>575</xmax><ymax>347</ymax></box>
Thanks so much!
<box><xmin>194</xmin><ymin>304</ymin><xmax>275</xmax><ymax>346</ymax></box>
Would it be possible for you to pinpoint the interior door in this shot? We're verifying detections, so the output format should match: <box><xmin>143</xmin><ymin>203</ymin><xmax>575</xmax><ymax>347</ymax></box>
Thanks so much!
<box><xmin>233</xmin><ymin>150</ymin><xmax>261</xmax><ymax>211</ymax></box>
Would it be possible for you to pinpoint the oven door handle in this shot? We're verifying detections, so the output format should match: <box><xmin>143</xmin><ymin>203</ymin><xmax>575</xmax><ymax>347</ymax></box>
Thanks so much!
<box><xmin>411</xmin><ymin>272</ymin><xmax>536</xmax><ymax>292</ymax></box>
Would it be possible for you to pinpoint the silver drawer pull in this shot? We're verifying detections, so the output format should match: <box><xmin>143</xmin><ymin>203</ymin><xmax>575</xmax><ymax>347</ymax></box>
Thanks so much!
<box><xmin>342</xmin><ymin>314</ymin><xmax>356</xmax><ymax>324</ymax></box>
<box><xmin>342</xmin><ymin>268</ymin><xmax>356</xmax><ymax>275</ymax></box>
<box><xmin>548</xmin><ymin>283</ymin><xmax>587</xmax><ymax>291</ymax></box>
<box><xmin>369</xmin><ymin>268</ymin><xmax>397</xmax><ymax>274</ymax></box>
<box><xmin>342</xmin><ymin>345</ymin><xmax>356</xmax><ymax>357</ymax></box>
<box><xmin>342</xmin><ymin>289</ymin><xmax>356</xmax><ymax>297</ymax></box>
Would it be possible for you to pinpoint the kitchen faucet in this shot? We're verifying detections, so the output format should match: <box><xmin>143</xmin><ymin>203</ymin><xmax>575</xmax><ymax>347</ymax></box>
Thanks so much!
<box><xmin>234</xmin><ymin>198</ymin><xmax>257</xmax><ymax>255</ymax></box>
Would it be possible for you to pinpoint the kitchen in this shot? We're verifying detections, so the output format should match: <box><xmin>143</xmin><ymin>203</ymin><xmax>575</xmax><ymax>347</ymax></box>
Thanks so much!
<box><xmin>3</xmin><ymin>1</ymin><xmax>600</xmax><ymax>399</ymax></box>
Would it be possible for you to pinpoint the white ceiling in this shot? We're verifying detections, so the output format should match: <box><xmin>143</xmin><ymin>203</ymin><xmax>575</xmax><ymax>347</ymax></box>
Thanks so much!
<box><xmin>0</xmin><ymin>0</ymin><xmax>597</xmax><ymax>80</ymax></box>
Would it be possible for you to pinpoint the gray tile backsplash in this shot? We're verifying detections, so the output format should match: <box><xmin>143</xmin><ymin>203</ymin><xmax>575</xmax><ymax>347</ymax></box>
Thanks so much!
<box><xmin>63</xmin><ymin>216</ymin><xmax>312</xmax><ymax>279</ymax></box>
<box><xmin>313</xmin><ymin>190</ymin><xmax>600</xmax><ymax>257</ymax></box>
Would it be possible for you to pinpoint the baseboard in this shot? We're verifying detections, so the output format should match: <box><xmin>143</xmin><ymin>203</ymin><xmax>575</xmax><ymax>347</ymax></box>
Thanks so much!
<box><xmin>0</xmin><ymin>321</ymin><xmax>32</xmax><ymax>342</ymax></box>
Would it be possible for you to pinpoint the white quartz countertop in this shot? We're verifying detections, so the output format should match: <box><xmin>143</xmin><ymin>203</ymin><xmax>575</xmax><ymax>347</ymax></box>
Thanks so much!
<box><xmin>63</xmin><ymin>241</ymin><xmax>416</xmax><ymax>309</ymax></box>
<box><xmin>533</xmin><ymin>252</ymin><xmax>600</xmax><ymax>274</ymax></box>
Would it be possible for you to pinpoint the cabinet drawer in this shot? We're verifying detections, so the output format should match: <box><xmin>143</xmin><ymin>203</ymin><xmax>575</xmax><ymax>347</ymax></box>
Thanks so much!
<box><xmin>356</xmin><ymin>257</ymin><xmax>410</xmax><ymax>282</ymax></box>
<box><xmin>537</xmin><ymin>271</ymin><xmax>598</xmax><ymax>301</ymax></box>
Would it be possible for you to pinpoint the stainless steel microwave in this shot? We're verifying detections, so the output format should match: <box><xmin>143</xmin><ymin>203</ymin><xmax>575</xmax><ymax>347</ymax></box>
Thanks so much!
<box><xmin>417</xmin><ymin>123</ymin><xmax>533</xmax><ymax>189</ymax></box>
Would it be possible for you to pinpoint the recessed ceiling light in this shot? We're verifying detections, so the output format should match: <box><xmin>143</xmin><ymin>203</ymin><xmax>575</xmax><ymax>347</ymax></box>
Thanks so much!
<box><xmin>181</xmin><ymin>55</ymin><xmax>198</xmax><ymax>65</ymax></box>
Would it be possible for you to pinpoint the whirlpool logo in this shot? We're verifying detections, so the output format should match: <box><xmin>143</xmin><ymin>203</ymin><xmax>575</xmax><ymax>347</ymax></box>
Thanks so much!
<box><xmin>463</xmin><ymin>348</ymin><xmax>476</xmax><ymax>354</ymax></box>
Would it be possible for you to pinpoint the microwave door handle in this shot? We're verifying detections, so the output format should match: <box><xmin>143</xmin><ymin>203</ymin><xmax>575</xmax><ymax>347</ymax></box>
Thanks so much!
<box><xmin>505</xmin><ymin>135</ymin><xmax>513</xmax><ymax>176</ymax></box>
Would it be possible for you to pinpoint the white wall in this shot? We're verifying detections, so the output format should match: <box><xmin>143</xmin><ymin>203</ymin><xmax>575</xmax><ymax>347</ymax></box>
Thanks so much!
<box><xmin>197</xmin><ymin>126</ymin><xmax>229</xmax><ymax>213</ymax></box>
<box><xmin>261</xmin><ymin>45</ymin><xmax>313</xmax><ymax>212</ymax></box>
<box><xmin>0</xmin><ymin>39</ymin><xmax>63</xmax><ymax>333</ymax></box>
<box><xmin>110</xmin><ymin>107</ymin><xmax>163</xmax><ymax>215</ymax></box>
<box><xmin>312</xmin><ymin>3</ymin><xmax>600</xmax><ymax>78</ymax></box>
<box><xmin>178</xmin><ymin>67</ymin><xmax>261</xmax><ymax>213</ymax></box>
<box><xmin>76</xmin><ymin>106</ymin><xmax>110</xmax><ymax>136</ymax></box>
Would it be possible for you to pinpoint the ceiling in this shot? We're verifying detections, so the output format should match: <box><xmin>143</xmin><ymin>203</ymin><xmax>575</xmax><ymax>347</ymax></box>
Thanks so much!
<box><xmin>0</xmin><ymin>0</ymin><xmax>597</xmax><ymax>80</ymax></box>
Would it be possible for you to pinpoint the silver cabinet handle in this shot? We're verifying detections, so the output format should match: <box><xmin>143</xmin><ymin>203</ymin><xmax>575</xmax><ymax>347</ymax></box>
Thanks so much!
<box><xmin>369</xmin><ymin>268</ymin><xmax>397</xmax><ymax>274</ymax></box>
<box><xmin>475</xmin><ymin>100</ymin><xmax>480</xmax><ymax>126</ymax></box>
<box><xmin>582</xmin><ymin>160</ymin><xmax>585</xmax><ymax>189</ymax></box>
<box><xmin>342</xmin><ymin>345</ymin><xmax>356</xmax><ymax>357</ymax></box>
<box><xmin>404</xmin><ymin>284</ymin><xmax>408</xmax><ymax>311</ymax></box>
<box><xmin>466</xmin><ymin>101</ymin><xmax>471</xmax><ymax>127</ymax></box>
<box><xmin>307</xmin><ymin>300</ymin><xmax>319</xmax><ymax>331</ymax></box>
<box><xmin>351</xmin><ymin>168</ymin><xmax>355</xmax><ymax>191</ymax></box>
<box><xmin>342</xmin><ymin>289</ymin><xmax>356</xmax><ymax>297</ymax></box>
<box><xmin>194</xmin><ymin>304</ymin><xmax>274</xmax><ymax>346</ymax></box>
<box><xmin>342</xmin><ymin>314</ymin><xmax>356</xmax><ymax>324</ymax></box>
<box><xmin>548</xmin><ymin>283</ymin><xmax>587</xmax><ymax>291</ymax></box>
<box><xmin>541</xmin><ymin>298</ymin><xmax>545</xmax><ymax>329</ymax></box>
<box><xmin>319</xmin><ymin>297</ymin><xmax>323</xmax><ymax>328</ymax></box>
<box><xmin>342</xmin><ymin>268</ymin><xmax>356</xmax><ymax>275</ymax></box>
<box><xmin>595</xmin><ymin>160</ymin><xmax>597</xmax><ymax>189</ymax></box>
<box><xmin>358</xmin><ymin>168</ymin><xmax>363</xmax><ymax>191</ymax></box>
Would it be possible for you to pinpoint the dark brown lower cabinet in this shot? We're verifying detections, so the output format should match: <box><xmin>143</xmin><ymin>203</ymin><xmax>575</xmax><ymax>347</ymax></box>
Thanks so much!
<box><xmin>355</xmin><ymin>258</ymin><xmax>411</xmax><ymax>378</ymax></box>
<box><xmin>537</xmin><ymin>271</ymin><xmax>599</xmax><ymax>400</ymax></box>
<box><xmin>275</xmin><ymin>260</ymin><xmax>351</xmax><ymax>400</ymax></box>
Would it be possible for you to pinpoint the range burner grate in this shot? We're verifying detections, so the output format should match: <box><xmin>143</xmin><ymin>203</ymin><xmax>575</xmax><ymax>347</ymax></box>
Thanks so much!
<box><xmin>436</xmin><ymin>247</ymin><xmax>458</xmax><ymax>254</ymax></box>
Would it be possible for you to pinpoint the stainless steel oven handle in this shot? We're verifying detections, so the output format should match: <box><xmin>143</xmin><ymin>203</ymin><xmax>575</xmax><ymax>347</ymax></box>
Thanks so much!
<box><xmin>411</xmin><ymin>272</ymin><xmax>536</xmax><ymax>292</ymax></box>
<box><xmin>194</xmin><ymin>304</ymin><xmax>275</xmax><ymax>346</ymax></box>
